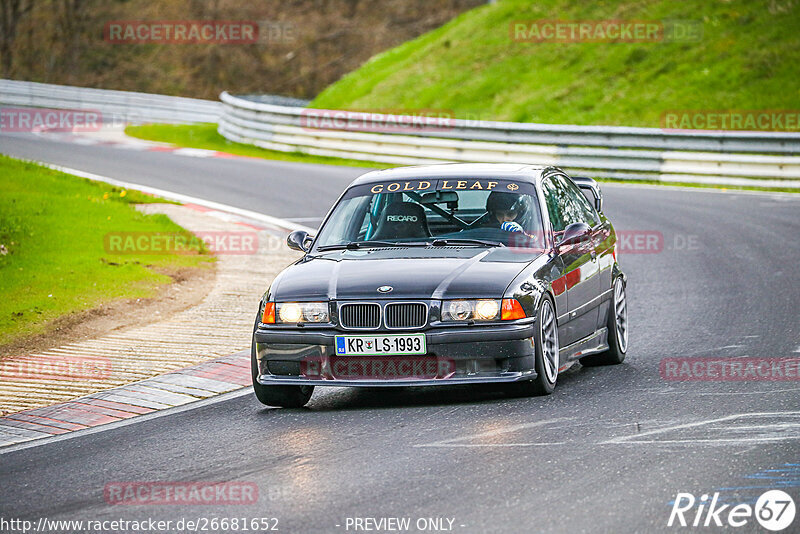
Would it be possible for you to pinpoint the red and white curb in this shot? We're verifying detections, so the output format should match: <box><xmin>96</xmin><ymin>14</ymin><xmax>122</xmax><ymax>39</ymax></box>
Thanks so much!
<box><xmin>0</xmin><ymin>163</ymin><xmax>310</xmax><ymax>451</ymax></box>
<box><xmin>32</xmin><ymin>127</ymin><xmax>273</xmax><ymax>163</ymax></box>
<box><xmin>0</xmin><ymin>351</ymin><xmax>251</xmax><ymax>448</ymax></box>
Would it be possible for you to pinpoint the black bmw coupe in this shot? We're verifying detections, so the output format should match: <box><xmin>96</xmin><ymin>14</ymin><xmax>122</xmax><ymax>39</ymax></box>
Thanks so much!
<box><xmin>251</xmin><ymin>164</ymin><xmax>628</xmax><ymax>407</ymax></box>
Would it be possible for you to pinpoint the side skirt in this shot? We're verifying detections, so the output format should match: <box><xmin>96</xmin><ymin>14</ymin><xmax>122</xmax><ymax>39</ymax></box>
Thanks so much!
<box><xmin>559</xmin><ymin>327</ymin><xmax>609</xmax><ymax>362</ymax></box>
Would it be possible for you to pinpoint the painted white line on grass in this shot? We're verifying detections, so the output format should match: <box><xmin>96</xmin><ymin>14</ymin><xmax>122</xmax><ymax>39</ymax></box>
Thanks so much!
<box><xmin>171</xmin><ymin>148</ymin><xmax>219</xmax><ymax>158</ymax></box>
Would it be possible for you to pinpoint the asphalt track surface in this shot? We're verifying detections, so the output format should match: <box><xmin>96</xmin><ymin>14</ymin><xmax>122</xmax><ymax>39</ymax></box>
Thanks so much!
<box><xmin>1</xmin><ymin>132</ymin><xmax>799</xmax><ymax>533</ymax></box>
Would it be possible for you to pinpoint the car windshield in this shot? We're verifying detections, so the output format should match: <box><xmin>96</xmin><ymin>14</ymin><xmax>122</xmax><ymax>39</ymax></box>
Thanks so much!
<box><xmin>314</xmin><ymin>177</ymin><xmax>544</xmax><ymax>250</ymax></box>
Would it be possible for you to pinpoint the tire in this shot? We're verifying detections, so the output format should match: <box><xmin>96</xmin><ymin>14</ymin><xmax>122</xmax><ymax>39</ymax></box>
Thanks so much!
<box><xmin>581</xmin><ymin>276</ymin><xmax>628</xmax><ymax>367</ymax></box>
<box><xmin>251</xmin><ymin>317</ymin><xmax>314</xmax><ymax>408</ymax></box>
<box><xmin>507</xmin><ymin>296</ymin><xmax>559</xmax><ymax>397</ymax></box>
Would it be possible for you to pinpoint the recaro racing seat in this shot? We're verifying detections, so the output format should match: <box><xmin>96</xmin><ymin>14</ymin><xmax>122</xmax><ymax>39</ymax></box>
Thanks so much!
<box><xmin>371</xmin><ymin>202</ymin><xmax>431</xmax><ymax>240</ymax></box>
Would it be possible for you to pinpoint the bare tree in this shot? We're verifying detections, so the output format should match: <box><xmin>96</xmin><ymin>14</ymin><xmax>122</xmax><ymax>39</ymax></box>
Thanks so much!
<box><xmin>2</xmin><ymin>0</ymin><xmax>483</xmax><ymax>98</ymax></box>
<box><xmin>51</xmin><ymin>0</ymin><xmax>89</xmax><ymax>79</ymax></box>
<box><xmin>0</xmin><ymin>0</ymin><xmax>36</xmax><ymax>76</ymax></box>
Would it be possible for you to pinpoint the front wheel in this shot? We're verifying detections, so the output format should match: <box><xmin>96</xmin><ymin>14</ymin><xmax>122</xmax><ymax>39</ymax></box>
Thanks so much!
<box><xmin>581</xmin><ymin>276</ymin><xmax>628</xmax><ymax>367</ymax></box>
<box><xmin>251</xmin><ymin>320</ymin><xmax>313</xmax><ymax>408</ymax></box>
<box><xmin>507</xmin><ymin>296</ymin><xmax>559</xmax><ymax>397</ymax></box>
<box><xmin>251</xmin><ymin>351</ymin><xmax>313</xmax><ymax>407</ymax></box>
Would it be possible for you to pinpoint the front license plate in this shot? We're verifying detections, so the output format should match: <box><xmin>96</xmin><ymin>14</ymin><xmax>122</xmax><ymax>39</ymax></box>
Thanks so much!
<box><xmin>335</xmin><ymin>334</ymin><xmax>426</xmax><ymax>356</ymax></box>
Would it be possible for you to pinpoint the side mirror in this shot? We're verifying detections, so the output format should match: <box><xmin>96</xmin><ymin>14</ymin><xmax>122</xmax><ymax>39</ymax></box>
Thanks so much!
<box><xmin>592</xmin><ymin>189</ymin><xmax>602</xmax><ymax>212</ymax></box>
<box><xmin>557</xmin><ymin>222</ymin><xmax>592</xmax><ymax>251</ymax></box>
<box><xmin>572</xmin><ymin>176</ymin><xmax>603</xmax><ymax>212</ymax></box>
<box><xmin>287</xmin><ymin>230</ymin><xmax>313</xmax><ymax>252</ymax></box>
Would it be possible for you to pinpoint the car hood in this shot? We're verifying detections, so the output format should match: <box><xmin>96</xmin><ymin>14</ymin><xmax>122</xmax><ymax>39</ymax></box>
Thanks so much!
<box><xmin>270</xmin><ymin>247</ymin><xmax>538</xmax><ymax>301</ymax></box>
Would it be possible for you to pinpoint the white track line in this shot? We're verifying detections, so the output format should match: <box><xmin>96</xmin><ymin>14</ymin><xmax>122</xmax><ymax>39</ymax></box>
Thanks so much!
<box><xmin>40</xmin><ymin>163</ymin><xmax>316</xmax><ymax>234</ymax></box>
<box><xmin>601</xmin><ymin>411</ymin><xmax>800</xmax><ymax>445</ymax></box>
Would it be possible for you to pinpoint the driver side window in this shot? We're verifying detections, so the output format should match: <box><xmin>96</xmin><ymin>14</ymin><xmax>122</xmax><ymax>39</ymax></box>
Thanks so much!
<box><xmin>542</xmin><ymin>176</ymin><xmax>568</xmax><ymax>232</ymax></box>
<box><xmin>541</xmin><ymin>174</ymin><xmax>598</xmax><ymax>232</ymax></box>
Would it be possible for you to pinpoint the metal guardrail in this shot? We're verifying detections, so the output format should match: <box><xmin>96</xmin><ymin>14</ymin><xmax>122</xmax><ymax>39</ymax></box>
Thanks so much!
<box><xmin>2</xmin><ymin>81</ymin><xmax>797</xmax><ymax>188</ymax></box>
<box><xmin>218</xmin><ymin>91</ymin><xmax>800</xmax><ymax>188</ymax></box>
<box><xmin>0</xmin><ymin>79</ymin><xmax>220</xmax><ymax>124</ymax></box>
<box><xmin>234</xmin><ymin>94</ymin><xmax>310</xmax><ymax>108</ymax></box>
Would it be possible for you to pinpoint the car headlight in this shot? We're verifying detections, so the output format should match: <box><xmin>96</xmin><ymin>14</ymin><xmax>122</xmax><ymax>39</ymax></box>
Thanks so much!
<box><xmin>262</xmin><ymin>302</ymin><xmax>330</xmax><ymax>324</ymax></box>
<box><xmin>279</xmin><ymin>302</ymin><xmax>304</xmax><ymax>323</ymax></box>
<box><xmin>475</xmin><ymin>299</ymin><xmax>500</xmax><ymax>320</ymax></box>
<box><xmin>441</xmin><ymin>298</ymin><xmax>526</xmax><ymax>322</ymax></box>
<box><xmin>442</xmin><ymin>299</ymin><xmax>500</xmax><ymax>321</ymax></box>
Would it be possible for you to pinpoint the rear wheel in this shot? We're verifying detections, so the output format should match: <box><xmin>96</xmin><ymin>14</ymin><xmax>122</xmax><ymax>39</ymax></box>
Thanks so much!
<box><xmin>581</xmin><ymin>276</ymin><xmax>627</xmax><ymax>366</ymax></box>
<box><xmin>507</xmin><ymin>296</ymin><xmax>559</xmax><ymax>397</ymax></box>
<box><xmin>251</xmin><ymin>319</ymin><xmax>313</xmax><ymax>408</ymax></box>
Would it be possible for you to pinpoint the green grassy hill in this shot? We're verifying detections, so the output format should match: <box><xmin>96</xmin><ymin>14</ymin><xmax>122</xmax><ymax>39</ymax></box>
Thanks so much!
<box><xmin>311</xmin><ymin>0</ymin><xmax>800</xmax><ymax>127</ymax></box>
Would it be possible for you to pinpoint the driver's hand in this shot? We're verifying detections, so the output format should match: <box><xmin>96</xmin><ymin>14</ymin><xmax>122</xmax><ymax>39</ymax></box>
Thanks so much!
<box><xmin>501</xmin><ymin>221</ymin><xmax>524</xmax><ymax>233</ymax></box>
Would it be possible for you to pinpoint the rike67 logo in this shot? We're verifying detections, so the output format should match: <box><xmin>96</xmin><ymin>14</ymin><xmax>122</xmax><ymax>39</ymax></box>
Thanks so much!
<box><xmin>669</xmin><ymin>490</ymin><xmax>795</xmax><ymax>531</ymax></box>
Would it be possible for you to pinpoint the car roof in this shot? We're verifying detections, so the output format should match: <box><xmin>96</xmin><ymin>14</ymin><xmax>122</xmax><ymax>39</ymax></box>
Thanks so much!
<box><xmin>348</xmin><ymin>163</ymin><xmax>553</xmax><ymax>187</ymax></box>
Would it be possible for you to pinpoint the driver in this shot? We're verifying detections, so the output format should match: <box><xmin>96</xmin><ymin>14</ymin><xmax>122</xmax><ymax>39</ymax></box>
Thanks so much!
<box><xmin>485</xmin><ymin>191</ymin><xmax>526</xmax><ymax>232</ymax></box>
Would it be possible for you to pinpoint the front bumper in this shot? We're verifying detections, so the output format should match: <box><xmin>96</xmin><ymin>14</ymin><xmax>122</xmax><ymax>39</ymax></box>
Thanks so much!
<box><xmin>253</xmin><ymin>321</ymin><xmax>538</xmax><ymax>387</ymax></box>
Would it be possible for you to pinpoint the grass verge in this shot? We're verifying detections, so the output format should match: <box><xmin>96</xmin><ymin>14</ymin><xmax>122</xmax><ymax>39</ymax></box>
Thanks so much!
<box><xmin>0</xmin><ymin>155</ymin><xmax>214</xmax><ymax>348</ymax></box>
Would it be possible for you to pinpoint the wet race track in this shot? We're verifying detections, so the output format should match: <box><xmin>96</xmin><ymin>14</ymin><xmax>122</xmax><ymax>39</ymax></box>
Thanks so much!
<box><xmin>1</xmin><ymin>132</ymin><xmax>799</xmax><ymax>533</ymax></box>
